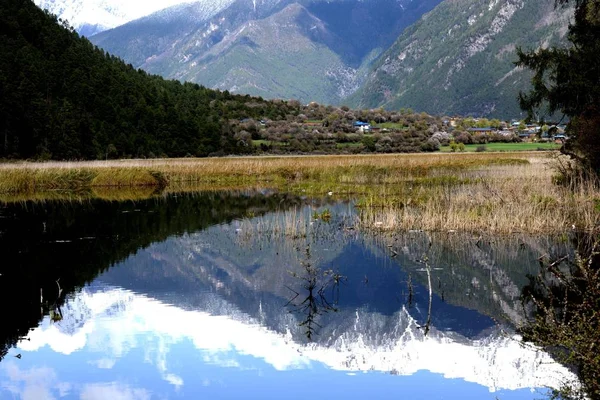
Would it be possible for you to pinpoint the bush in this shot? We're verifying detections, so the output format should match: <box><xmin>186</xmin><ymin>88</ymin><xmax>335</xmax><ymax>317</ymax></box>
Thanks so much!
<box><xmin>455</xmin><ymin>132</ymin><xmax>473</xmax><ymax>144</ymax></box>
<box><xmin>521</xmin><ymin>237</ymin><xmax>600</xmax><ymax>399</ymax></box>
<box><xmin>475</xmin><ymin>145</ymin><xmax>487</xmax><ymax>152</ymax></box>
<box><xmin>420</xmin><ymin>138</ymin><xmax>441</xmax><ymax>152</ymax></box>
<box><xmin>361</xmin><ymin>136</ymin><xmax>376</xmax><ymax>152</ymax></box>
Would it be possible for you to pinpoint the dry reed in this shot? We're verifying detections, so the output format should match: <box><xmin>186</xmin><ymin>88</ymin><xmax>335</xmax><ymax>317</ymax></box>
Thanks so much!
<box><xmin>357</xmin><ymin>157</ymin><xmax>600</xmax><ymax>234</ymax></box>
<box><xmin>1</xmin><ymin>152</ymin><xmax>597</xmax><ymax>234</ymax></box>
<box><xmin>0</xmin><ymin>152</ymin><xmax>531</xmax><ymax>194</ymax></box>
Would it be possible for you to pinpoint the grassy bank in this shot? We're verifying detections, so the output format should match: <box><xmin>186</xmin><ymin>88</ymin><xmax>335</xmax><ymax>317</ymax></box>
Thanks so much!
<box><xmin>1</xmin><ymin>152</ymin><xmax>598</xmax><ymax>234</ymax></box>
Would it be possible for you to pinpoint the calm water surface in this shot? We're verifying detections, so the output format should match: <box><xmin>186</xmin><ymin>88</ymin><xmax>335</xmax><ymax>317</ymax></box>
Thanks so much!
<box><xmin>0</xmin><ymin>191</ymin><xmax>576</xmax><ymax>399</ymax></box>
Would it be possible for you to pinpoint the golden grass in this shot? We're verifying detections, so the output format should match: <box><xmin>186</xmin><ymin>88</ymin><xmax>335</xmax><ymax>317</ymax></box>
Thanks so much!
<box><xmin>358</xmin><ymin>158</ymin><xmax>600</xmax><ymax>234</ymax></box>
<box><xmin>0</xmin><ymin>152</ymin><xmax>531</xmax><ymax>194</ymax></box>
<box><xmin>1</xmin><ymin>152</ymin><xmax>598</xmax><ymax>234</ymax></box>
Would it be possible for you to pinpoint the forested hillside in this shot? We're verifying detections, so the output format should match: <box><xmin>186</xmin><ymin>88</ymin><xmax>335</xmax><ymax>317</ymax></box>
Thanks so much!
<box><xmin>0</xmin><ymin>0</ymin><xmax>292</xmax><ymax>160</ymax></box>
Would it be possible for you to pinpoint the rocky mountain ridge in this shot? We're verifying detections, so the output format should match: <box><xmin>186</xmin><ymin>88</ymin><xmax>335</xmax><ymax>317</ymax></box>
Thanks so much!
<box><xmin>89</xmin><ymin>0</ymin><xmax>443</xmax><ymax>104</ymax></box>
<box><xmin>349</xmin><ymin>0</ymin><xmax>573</xmax><ymax>117</ymax></box>
<box><xmin>32</xmin><ymin>0</ymin><xmax>217</xmax><ymax>36</ymax></box>
<box><xmin>35</xmin><ymin>0</ymin><xmax>575</xmax><ymax>118</ymax></box>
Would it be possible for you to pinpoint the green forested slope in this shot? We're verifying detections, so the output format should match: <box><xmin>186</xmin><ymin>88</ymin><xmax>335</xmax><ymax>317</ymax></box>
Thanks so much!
<box><xmin>0</xmin><ymin>0</ymin><xmax>289</xmax><ymax>160</ymax></box>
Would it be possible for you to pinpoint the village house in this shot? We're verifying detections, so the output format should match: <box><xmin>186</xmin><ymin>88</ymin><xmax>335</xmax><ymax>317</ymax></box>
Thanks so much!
<box><xmin>353</xmin><ymin>121</ymin><xmax>371</xmax><ymax>133</ymax></box>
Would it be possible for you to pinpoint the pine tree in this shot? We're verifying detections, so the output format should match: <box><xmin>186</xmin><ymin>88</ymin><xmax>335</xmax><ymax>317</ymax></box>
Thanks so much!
<box><xmin>517</xmin><ymin>0</ymin><xmax>600</xmax><ymax>172</ymax></box>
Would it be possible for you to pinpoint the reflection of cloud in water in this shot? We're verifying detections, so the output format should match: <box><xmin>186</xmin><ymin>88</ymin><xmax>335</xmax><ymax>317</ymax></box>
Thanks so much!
<box><xmin>80</xmin><ymin>382</ymin><xmax>150</xmax><ymax>400</ymax></box>
<box><xmin>1</xmin><ymin>362</ymin><xmax>70</xmax><ymax>400</ymax></box>
<box><xmin>16</xmin><ymin>286</ymin><xmax>575</xmax><ymax>393</ymax></box>
<box><xmin>1</xmin><ymin>362</ymin><xmax>152</xmax><ymax>400</ymax></box>
<box><xmin>88</xmin><ymin>358</ymin><xmax>117</xmax><ymax>369</ymax></box>
<box><xmin>163</xmin><ymin>373</ymin><xmax>184</xmax><ymax>389</ymax></box>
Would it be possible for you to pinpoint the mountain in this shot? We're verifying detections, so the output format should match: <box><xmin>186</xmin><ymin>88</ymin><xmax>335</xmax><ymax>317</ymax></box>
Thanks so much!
<box><xmin>90</xmin><ymin>0</ymin><xmax>444</xmax><ymax>104</ymax></box>
<box><xmin>348</xmin><ymin>0</ymin><xmax>573</xmax><ymax>118</ymax></box>
<box><xmin>32</xmin><ymin>0</ymin><xmax>217</xmax><ymax>36</ymax></box>
<box><xmin>90</xmin><ymin>0</ymin><xmax>237</xmax><ymax>67</ymax></box>
<box><xmin>0</xmin><ymin>0</ymin><xmax>295</xmax><ymax>160</ymax></box>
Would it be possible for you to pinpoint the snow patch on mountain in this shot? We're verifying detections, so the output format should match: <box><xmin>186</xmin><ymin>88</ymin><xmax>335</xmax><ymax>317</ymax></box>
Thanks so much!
<box><xmin>33</xmin><ymin>0</ymin><xmax>231</xmax><ymax>35</ymax></box>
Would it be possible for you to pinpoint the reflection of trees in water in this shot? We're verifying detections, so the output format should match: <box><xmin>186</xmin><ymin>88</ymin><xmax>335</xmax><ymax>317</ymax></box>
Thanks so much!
<box><xmin>0</xmin><ymin>190</ymin><xmax>305</xmax><ymax>361</ymax></box>
<box><xmin>521</xmin><ymin>234</ymin><xmax>600</xmax><ymax>399</ymax></box>
<box><xmin>285</xmin><ymin>245</ymin><xmax>346</xmax><ymax>341</ymax></box>
<box><xmin>43</xmin><ymin>279</ymin><xmax>65</xmax><ymax>323</ymax></box>
<box><xmin>415</xmin><ymin>242</ymin><xmax>434</xmax><ymax>336</ymax></box>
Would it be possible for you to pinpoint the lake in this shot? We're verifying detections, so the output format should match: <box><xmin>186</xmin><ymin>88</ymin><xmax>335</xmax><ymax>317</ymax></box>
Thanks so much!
<box><xmin>0</xmin><ymin>190</ymin><xmax>577</xmax><ymax>399</ymax></box>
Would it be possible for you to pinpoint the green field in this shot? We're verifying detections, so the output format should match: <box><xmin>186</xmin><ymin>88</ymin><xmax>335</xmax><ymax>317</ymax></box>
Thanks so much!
<box><xmin>440</xmin><ymin>142</ymin><xmax>561</xmax><ymax>152</ymax></box>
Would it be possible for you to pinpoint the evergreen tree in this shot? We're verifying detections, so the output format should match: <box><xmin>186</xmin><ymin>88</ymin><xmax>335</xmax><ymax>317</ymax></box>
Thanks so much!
<box><xmin>0</xmin><ymin>0</ymin><xmax>287</xmax><ymax>160</ymax></box>
<box><xmin>517</xmin><ymin>0</ymin><xmax>600</xmax><ymax>172</ymax></box>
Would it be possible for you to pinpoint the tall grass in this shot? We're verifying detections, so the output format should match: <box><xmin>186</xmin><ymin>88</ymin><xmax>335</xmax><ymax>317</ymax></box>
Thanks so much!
<box><xmin>1</xmin><ymin>152</ymin><xmax>598</xmax><ymax>234</ymax></box>
<box><xmin>0</xmin><ymin>153</ymin><xmax>531</xmax><ymax>194</ymax></box>
<box><xmin>358</xmin><ymin>159</ymin><xmax>600</xmax><ymax>234</ymax></box>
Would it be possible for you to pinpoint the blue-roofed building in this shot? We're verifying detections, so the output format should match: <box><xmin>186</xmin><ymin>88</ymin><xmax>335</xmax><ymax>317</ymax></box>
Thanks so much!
<box><xmin>353</xmin><ymin>121</ymin><xmax>371</xmax><ymax>132</ymax></box>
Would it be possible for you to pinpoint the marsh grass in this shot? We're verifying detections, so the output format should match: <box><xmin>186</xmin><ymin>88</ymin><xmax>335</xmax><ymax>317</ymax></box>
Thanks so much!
<box><xmin>0</xmin><ymin>153</ymin><xmax>531</xmax><ymax>193</ymax></box>
<box><xmin>1</xmin><ymin>152</ymin><xmax>598</xmax><ymax>234</ymax></box>
<box><xmin>235</xmin><ymin>207</ymin><xmax>313</xmax><ymax>242</ymax></box>
<box><xmin>357</xmin><ymin>157</ymin><xmax>600</xmax><ymax>234</ymax></box>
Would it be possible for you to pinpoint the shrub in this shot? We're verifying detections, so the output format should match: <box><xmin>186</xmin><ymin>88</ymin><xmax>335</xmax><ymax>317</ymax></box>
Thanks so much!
<box><xmin>421</xmin><ymin>138</ymin><xmax>441</xmax><ymax>152</ymax></box>
<box><xmin>455</xmin><ymin>132</ymin><xmax>473</xmax><ymax>144</ymax></box>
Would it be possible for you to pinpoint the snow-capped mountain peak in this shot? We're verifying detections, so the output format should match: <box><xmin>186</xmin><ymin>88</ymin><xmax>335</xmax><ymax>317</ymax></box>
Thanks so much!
<box><xmin>33</xmin><ymin>0</ymin><xmax>228</xmax><ymax>36</ymax></box>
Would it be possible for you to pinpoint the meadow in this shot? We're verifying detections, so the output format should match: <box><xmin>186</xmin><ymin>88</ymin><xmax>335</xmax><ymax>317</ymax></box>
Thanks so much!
<box><xmin>0</xmin><ymin>152</ymin><xmax>597</xmax><ymax>234</ymax></box>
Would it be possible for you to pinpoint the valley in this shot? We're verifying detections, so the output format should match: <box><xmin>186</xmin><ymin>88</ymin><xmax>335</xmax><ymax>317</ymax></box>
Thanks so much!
<box><xmin>77</xmin><ymin>0</ymin><xmax>572</xmax><ymax>118</ymax></box>
<box><xmin>3</xmin><ymin>1</ymin><xmax>599</xmax><ymax>397</ymax></box>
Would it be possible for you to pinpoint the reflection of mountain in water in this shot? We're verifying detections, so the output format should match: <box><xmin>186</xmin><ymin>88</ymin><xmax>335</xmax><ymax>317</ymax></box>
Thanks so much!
<box><xmin>99</xmin><ymin>207</ymin><xmax>571</xmax><ymax>340</ymax></box>
<box><xmin>0</xmin><ymin>191</ymin><xmax>575</xmax><ymax>394</ymax></box>
<box><xmin>0</xmin><ymin>190</ymin><xmax>308</xmax><ymax>359</ymax></box>
<box><xmin>18</xmin><ymin>284</ymin><xmax>574</xmax><ymax>393</ymax></box>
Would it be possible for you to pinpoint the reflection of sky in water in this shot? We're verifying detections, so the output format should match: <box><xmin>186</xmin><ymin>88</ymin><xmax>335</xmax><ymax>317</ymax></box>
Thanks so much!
<box><xmin>0</xmin><ymin>286</ymin><xmax>573</xmax><ymax>399</ymax></box>
<box><xmin>0</xmin><ymin>200</ymin><xmax>579</xmax><ymax>399</ymax></box>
